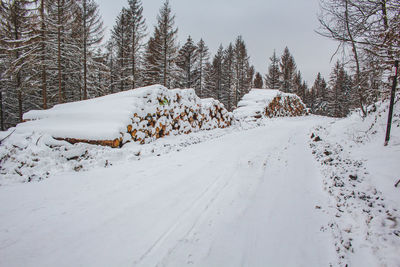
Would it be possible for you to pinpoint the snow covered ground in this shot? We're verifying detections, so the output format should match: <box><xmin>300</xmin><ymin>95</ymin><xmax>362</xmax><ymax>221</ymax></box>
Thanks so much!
<box><xmin>0</xmin><ymin>95</ymin><xmax>399</xmax><ymax>266</ymax></box>
<box><xmin>1</xmin><ymin>116</ymin><xmax>338</xmax><ymax>267</ymax></box>
<box><xmin>309</xmin><ymin>96</ymin><xmax>400</xmax><ymax>266</ymax></box>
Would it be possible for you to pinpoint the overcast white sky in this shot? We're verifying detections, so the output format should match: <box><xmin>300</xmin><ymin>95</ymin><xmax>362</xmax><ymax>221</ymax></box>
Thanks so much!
<box><xmin>97</xmin><ymin>0</ymin><xmax>339</xmax><ymax>86</ymax></box>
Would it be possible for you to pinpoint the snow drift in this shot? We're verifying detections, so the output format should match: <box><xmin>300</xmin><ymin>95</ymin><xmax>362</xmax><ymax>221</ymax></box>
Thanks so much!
<box><xmin>20</xmin><ymin>85</ymin><xmax>232</xmax><ymax>147</ymax></box>
<box><xmin>233</xmin><ymin>89</ymin><xmax>307</xmax><ymax>122</ymax></box>
<box><xmin>309</xmin><ymin>92</ymin><xmax>400</xmax><ymax>266</ymax></box>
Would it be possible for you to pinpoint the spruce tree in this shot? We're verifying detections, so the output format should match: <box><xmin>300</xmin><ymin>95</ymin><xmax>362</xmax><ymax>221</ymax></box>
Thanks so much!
<box><xmin>194</xmin><ymin>38</ymin><xmax>209</xmax><ymax>98</ymax></box>
<box><xmin>143</xmin><ymin>34</ymin><xmax>162</xmax><ymax>86</ymax></box>
<box><xmin>203</xmin><ymin>62</ymin><xmax>214</xmax><ymax>98</ymax></box>
<box><xmin>0</xmin><ymin>0</ymin><xmax>38</xmax><ymax>122</ymax></box>
<box><xmin>265</xmin><ymin>50</ymin><xmax>280</xmax><ymax>89</ymax></box>
<box><xmin>280</xmin><ymin>47</ymin><xmax>296</xmax><ymax>93</ymax></box>
<box><xmin>254</xmin><ymin>72</ymin><xmax>263</xmax><ymax>89</ymax></box>
<box><xmin>233</xmin><ymin>36</ymin><xmax>251</xmax><ymax>106</ymax></box>
<box><xmin>78</xmin><ymin>0</ymin><xmax>104</xmax><ymax>99</ymax></box>
<box><xmin>247</xmin><ymin>65</ymin><xmax>255</xmax><ymax>89</ymax></box>
<box><xmin>327</xmin><ymin>61</ymin><xmax>351</xmax><ymax>117</ymax></box>
<box><xmin>311</xmin><ymin>72</ymin><xmax>328</xmax><ymax>115</ymax></box>
<box><xmin>105</xmin><ymin>41</ymin><xmax>117</xmax><ymax>94</ymax></box>
<box><xmin>32</xmin><ymin>0</ymin><xmax>49</xmax><ymax>109</ymax></box>
<box><xmin>126</xmin><ymin>0</ymin><xmax>146</xmax><ymax>89</ymax></box>
<box><xmin>210</xmin><ymin>45</ymin><xmax>224</xmax><ymax>101</ymax></box>
<box><xmin>176</xmin><ymin>36</ymin><xmax>197</xmax><ymax>88</ymax></box>
<box><xmin>47</xmin><ymin>0</ymin><xmax>77</xmax><ymax>103</ymax></box>
<box><xmin>112</xmin><ymin>8</ymin><xmax>130</xmax><ymax>91</ymax></box>
<box><xmin>144</xmin><ymin>0</ymin><xmax>178</xmax><ymax>88</ymax></box>
<box><xmin>222</xmin><ymin>43</ymin><xmax>234</xmax><ymax>110</ymax></box>
<box><xmin>293</xmin><ymin>70</ymin><xmax>306</xmax><ymax>100</ymax></box>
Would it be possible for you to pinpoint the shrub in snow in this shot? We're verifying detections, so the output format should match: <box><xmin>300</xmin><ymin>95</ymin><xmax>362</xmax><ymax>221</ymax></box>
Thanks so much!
<box><xmin>19</xmin><ymin>85</ymin><xmax>232</xmax><ymax>147</ymax></box>
<box><xmin>233</xmin><ymin>89</ymin><xmax>307</xmax><ymax>122</ymax></box>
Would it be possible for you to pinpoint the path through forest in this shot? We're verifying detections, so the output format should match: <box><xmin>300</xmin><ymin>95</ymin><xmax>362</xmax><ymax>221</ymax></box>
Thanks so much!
<box><xmin>0</xmin><ymin>117</ymin><xmax>336</xmax><ymax>267</ymax></box>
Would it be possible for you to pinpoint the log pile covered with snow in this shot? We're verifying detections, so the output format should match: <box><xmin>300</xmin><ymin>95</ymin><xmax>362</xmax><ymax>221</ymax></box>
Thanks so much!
<box><xmin>20</xmin><ymin>85</ymin><xmax>232</xmax><ymax>147</ymax></box>
<box><xmin>233</xmin><ymin>89</ymin><xmax>307</xmax><ymax>122</ymax></box>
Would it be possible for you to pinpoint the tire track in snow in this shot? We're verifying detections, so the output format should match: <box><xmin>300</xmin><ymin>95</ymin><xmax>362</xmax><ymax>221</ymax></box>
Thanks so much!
<box><xmin>134</xmin><ymin>171</ymin><xmax>234</xmax><ymax>266</ymax></box>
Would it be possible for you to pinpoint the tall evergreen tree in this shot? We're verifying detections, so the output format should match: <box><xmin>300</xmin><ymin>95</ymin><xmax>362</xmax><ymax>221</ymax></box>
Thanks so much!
<box><xmin>194</xmin><ymin>38</ymin><xmax>209</xmax><ymax>98</ymax></box>
<box><xmin>265</xmin><ymin>50</ymin><xmax>280</xmax><ymax>89</ymax></box>
<box><xmin>105</xmin><ymin>40</ymin><xmax>117</xmax><ymax>94</ymax></box>
<box><xmin>0</xmin><ymin>0</ymin><xmax>38</xmax><ymax>122</ymax></box>
<box><xmin>125</xmin><ymin>0</ymin><xmax>146</xmax><ymax>89</ymax></box>
<box><xmin>78</xmin><ymin>0</ymin><xmax>104</xmax><ymax>99</ymax></box>
<box><xmin>203</xmin><ymin>62</ymin><xmax>214</xmax><ymax>98</ymax></box>
<box><xmin>293</xmin><ymin>70</ymin><xmax>306</xmax><ymax>100</ymax></box>
<box><xmin>176</xmin><ymin>36</ymin><xmax>197</xmax><ymax>88</ymax></box>
<box><xmin>222</xmin><ymin>43</ymin><xmax>234</xmax><ymax>110</ymax></box>
<box><xmin>144</xmin><ymin>0</ymin><xmax>178</xmax><ymax>88</ymax></box>
<box><xmin>280</xmin><ymin>47</ymin><xmax>296</xmax><ymax>93</ymax></box>
<box><xmin>32</xmin><ymin>0</ymin><xmax>49</xmax><ymax>109</ymax></box>
<box><xmin>254</xmin><ymin>72</ymin><xmax>263</xmax><ymax>88</ymax></box>
<box><xmin>206</xmin><ymin>45</ymin><xmax>224</xmax><ymax>101</ymax></box>
<box><xmin>143</xmin><ymin>34</ymin><xmax>162</xmax><ymax>86</ymax></box>
<box><xmin>311</xmin><ymin>72</ymin><xmax>328</xmax><ymax>115</ymax></box>
<box><xmin>247</xmin><ymin>65</ymin><xmax>255</xmax><ymax>89</ymax></box>
<box><xmin>112</xmin><ymin>8</ymin><xmax>130</xmax><ymax>91</ymax></box>
<box><xmin>327</xmin><ymin>61</ymin><xmax>352</xmax><ymax>117</ymax></box>
<box><xmin>47</xmin><ymin>0</ymin><xmax>77</xmax><ymax>103</ymax></box>
<box><xmin>233</xmin><ymin>35</ymin><xmax>251</xmax><ymax>106</ymax></box>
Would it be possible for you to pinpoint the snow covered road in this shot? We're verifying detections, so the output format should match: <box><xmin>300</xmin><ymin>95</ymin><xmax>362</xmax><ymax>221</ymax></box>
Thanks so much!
<box><xmin>0</xmin><ymin>117</ymin><xmax>336</xmax><ymax>266</ymax></box>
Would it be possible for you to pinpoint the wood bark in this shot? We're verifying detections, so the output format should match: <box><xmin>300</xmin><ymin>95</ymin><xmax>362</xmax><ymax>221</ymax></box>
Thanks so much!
<box><xmin>83</xmin><ymin>0</ymin><xmax>88</xmax><ymax>100</ymax></box>
<box><xmin>0</xmin><ymin>89</ymin><xmax>3</xmax><ymax>130</ymax></box>
<box><xmin>57</xmin><ymin>0</ymin><xmax>63</xmax><ymax>104</ymax></box>
<box><xmin>39</xmin><ymin>0</ymin><xmax>47</xmax><ymax>109</ymax></box>
<box><xmin>344</xmin><ymin>0</ymin><xmax>366</xmax><ymax>116</ymax></box>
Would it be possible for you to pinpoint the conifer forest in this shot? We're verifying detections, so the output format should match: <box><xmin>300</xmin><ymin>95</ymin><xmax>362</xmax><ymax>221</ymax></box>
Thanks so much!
<box><xmin>1</xmin><ymin>0</ymin><xmax>399</xmax><ymax>130</ymax></box>
<box><xmin>1</xmin><ymin>1</ymin><xmax>400</xmax><ymax>266</ymax></box>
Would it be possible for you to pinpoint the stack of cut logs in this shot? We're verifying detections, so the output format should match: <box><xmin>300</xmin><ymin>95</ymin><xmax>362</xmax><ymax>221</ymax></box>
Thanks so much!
<box><xmin>21</xmin><ymin>86</ymin><xmax>232</xmax><ymax>148</ymax></box>
<box><xmin>123</xmin><ymin>91</ymin><xmax>232</xmax><ymax>146</ymax></box>
<box><xmin>265</xmin><ymin>95</ymin><xmax>307</xmax><ymax>118</ymax></box>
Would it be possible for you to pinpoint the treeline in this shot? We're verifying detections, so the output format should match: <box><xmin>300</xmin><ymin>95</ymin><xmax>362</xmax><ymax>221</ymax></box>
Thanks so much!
<box><xmin>0</xmin><ymin>0</ymin><xmax>258</xmax><ymax>130</ymax></box>
<box><xmin>263</xmin><ymin>47</ymin><xmax>358</xmax><ymax>118</ymax></box>
<box><xmin>265</xmin><ymin>0</ymin><xmax>400</xmax><ymax>118</ymax></box>
<box><xmin>108</xmin><ymin>0</ymin><xmax>256</xmax><ymax>112</ymax></box>
<box><xmin>0</xmin><ymin>0</ymin><xmax>105</xmax><ymax>130</ymax></box>
<box><xmin>315</xmin><ymin>0</ymin><xmax>400</xmax><ymax>117</ymax></box>
<box><xmin>1</xmin><ymin>0</ymin><xmax>398</xmax><ymax>131</ymax></box>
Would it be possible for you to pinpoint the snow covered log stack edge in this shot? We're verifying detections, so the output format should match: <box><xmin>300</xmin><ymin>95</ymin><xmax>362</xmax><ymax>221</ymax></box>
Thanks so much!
<box><xmin>21</xmin><ymin>85</ymin><xmax>232</xmax><ymax>148</ymax></box>
<box><xmin>233</xmin><ymin>89</ymin><xmax>307</xmax><ymax>122</ymax></box>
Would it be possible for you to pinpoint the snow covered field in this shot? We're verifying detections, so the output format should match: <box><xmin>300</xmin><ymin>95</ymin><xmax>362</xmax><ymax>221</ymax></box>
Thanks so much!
<box><xmin>0</xmin><ymin>116</ymin><xmax>338</xmax><ymax>267</ymax></box>
<box><xmin>0</xmin><ymin>98</ymin><xmax>399</xmax><ymax>266</ymax></box>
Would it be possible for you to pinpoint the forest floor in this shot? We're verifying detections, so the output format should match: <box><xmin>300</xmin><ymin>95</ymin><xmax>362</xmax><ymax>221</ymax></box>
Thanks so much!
<box><xmin>0</xmin><ymin>115</ymin><xmax>399</xmax><ymax>267</ymax></box>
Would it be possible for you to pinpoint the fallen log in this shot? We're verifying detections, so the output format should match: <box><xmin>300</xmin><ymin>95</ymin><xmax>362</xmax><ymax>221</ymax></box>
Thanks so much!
<box><xmin>56</xmin><ymin>137</ymin><xmax>121</xmax><ymax>148</ymax></box>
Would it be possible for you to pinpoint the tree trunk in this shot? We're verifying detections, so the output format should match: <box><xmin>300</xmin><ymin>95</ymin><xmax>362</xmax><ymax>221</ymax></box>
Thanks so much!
<box><xmin>120</xmin><ymin>14</ymin><xmax>125</xmax><ymax>92</ymax></box>
<box><xmin>381</xmin><ymin>0</ymin><xmax>388</xmax><ymax>30</ymax></box>
<box><xmin>18</xmin><ymin>89</ymin><xmax>23</xmax><ymax>122</ymax></box>
<box><xmin>199</xmin><ymin>56</ymin><xmax>203</xmax><ymax>98</ymax></box>
<box><xmin>13</xmin><ymin>9</ymin><xmax>23</xmax><ymax>121</ymax></box>
<box><xmin>57</xmin><ymin>0</ymin><xmax>63</xmax><ymax>103</ymax></box>
<box><xmin>40</xmin><ymin>0</ymin><xmax>47</xmax><ymax>109</ymax></box>
<box><xmin>163</xmin><ymin>37</ymin><xmax>168</xmax><ymax>88</ymax></box>
<box><xmin>83</xmin><ymin>0</ymin><xmax>88</xmax><ymax>100</ymax></box>
<box><xmin>0</xmin><ymin>89</ymin><xmax>3</xmax><ymax>131</ymax></box>
<box><xmin>344</xmin><ymin>0</ymin><xmax>366</xmax><ymax>116</ymax></box>
<box><xmin>132</xmin><ymin>29</ymin><xmax>136</xmax><ymax>89</ymax></box>
<box><xmin>187</xmin><ymin>56</ymin><xmax>191</xmax><ymax>88</ymax></box>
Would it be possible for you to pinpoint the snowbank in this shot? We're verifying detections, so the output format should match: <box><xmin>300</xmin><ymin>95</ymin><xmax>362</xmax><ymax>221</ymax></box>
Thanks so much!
<box><xmin>309</xmin><ymin>93</ymin><xmax>400</xmax><ymax>266</ymax></box>
<box><xmin>20</xmin><ymin>85</ymin><xmax>232</xmax><ymax>147</ymax></box>
<box><xmin>233</xmin><ymin>89</ymin><xmax>307</xmax><ymax>122</ymax></box>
